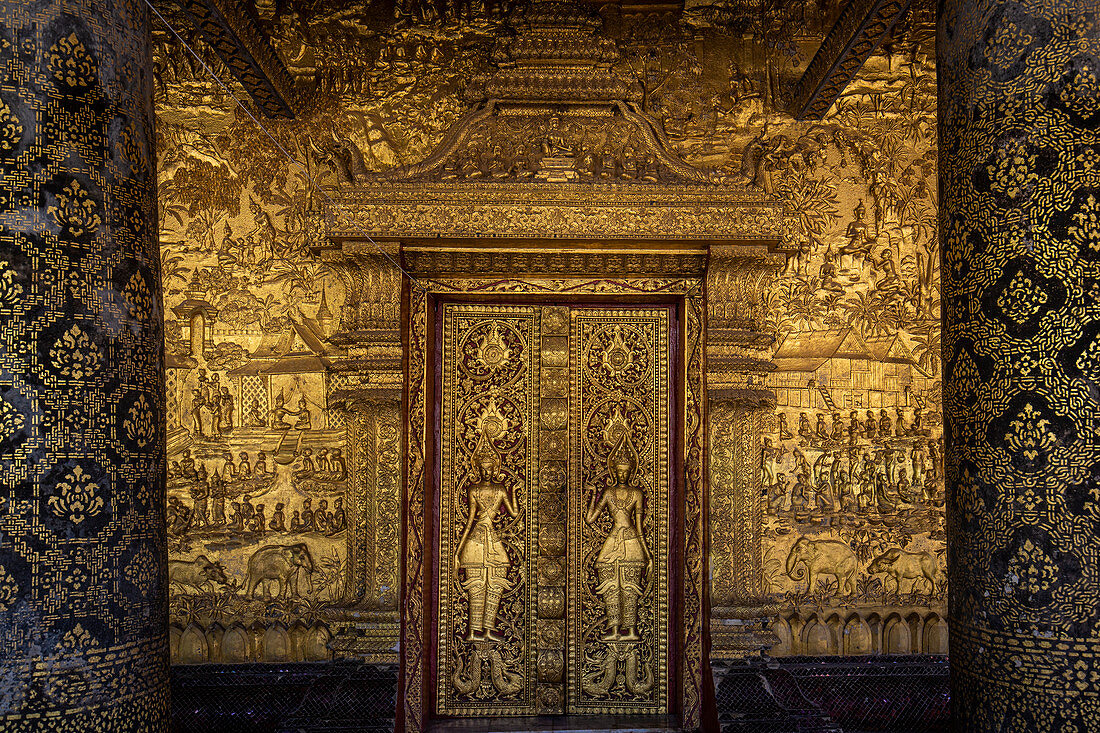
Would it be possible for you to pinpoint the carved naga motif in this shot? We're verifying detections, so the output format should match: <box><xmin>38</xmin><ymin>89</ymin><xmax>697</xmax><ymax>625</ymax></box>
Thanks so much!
<box><xmin>308</xmin><ymin>132</ymin><xmax>370</xmax><ymax>185</ymax></box>
<box><xmin>453</xmin><ymin>644</ymin><xmax>525</xmax><ymax>696</ymax></box>
<box><xmin>583</xmin><ymin>641</ymin><xmax>655</xmax><ymax>697</ymax></box>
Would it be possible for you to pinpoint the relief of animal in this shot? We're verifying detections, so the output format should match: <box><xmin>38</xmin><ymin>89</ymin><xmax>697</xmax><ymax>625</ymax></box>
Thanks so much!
<box><xmin>169</xmin><ymin>554</ymin><xmax>228</xmax><ymax>594</ymax></box>
<box><xmin>868</xmin><ymin>548</ymin><xmax>938</xmax><ymax>594</ymax></box>
<box><xmin>309</xmin><ymin>133</ymin><xmax>368</xmax><ymax>185</ymax></box>
<box><xmin>244</xmin><ymin>543</ymin><xmax>314</xmax><ymax>599</ymax></box>
<box><xmin>785</xmin><ymin>536</ymin><xmax>858</xmax><ymax>595</ymax></box>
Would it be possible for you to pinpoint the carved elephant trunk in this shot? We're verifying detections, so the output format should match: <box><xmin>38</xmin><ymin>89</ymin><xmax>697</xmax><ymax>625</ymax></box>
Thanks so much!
<box><xmin>785</xmin><ymin>549</ymin><xmax>804</xmax><ymax>581</ymax></box>
<box><xmin>786</xmin><ymin>537</ymin><xmax>809</xmax><ymax>580</ymax></box>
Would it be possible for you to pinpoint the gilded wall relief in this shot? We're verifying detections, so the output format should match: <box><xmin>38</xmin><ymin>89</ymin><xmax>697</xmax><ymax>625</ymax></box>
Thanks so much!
<box><xmin>163</xmin><ymin>285</ymin><xmax>352</xmax><ymax>656</ymax></box>
<box><xmin>152</xmin><ymin>0</ymin><xmax>942</xmax><ymax>660</ymax></box>
<box><xmin>437</xmin><ymin>305</ymin><xmax>540</xmax><ymax>715</ymax></box>
<box><xmin>692</xmin><ymin>14</ymin><xmax>945</xmax><ymax>644</ymax></box>
<box><xmin>758</xmin><ymin>133</ymin><xmax>946</xmax><ymax>644</ymax></box>
<box><xmin>569</xmin><ymin>310</ymin><xmax>670</xmax><ymax>714</ymax></box>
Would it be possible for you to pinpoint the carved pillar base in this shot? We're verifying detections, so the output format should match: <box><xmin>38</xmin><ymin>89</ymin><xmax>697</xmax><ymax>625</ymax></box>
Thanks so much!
<box><xmin>708</xmin><ymin>395</ymin><xmax>784</xmax><ymax>659</ymax></box>
<box><xmin>710</xmin><ymin>612</ymin><xmax>781</xmax><ymax>660</ymax></box>
<box><xmin>330</xmin><ymin>616</ymin><xmax>401</xmax><ymax>663</ymax></box>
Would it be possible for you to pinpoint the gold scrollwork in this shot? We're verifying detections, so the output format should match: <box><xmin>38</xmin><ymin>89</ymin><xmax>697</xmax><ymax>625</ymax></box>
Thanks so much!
<box><xmin>48</xmin><ymin>465</ymin><xmax>105</xmax><ymax>525</ymax></box>
<box><xmin>0</xmin><ymin>99</ymin><xmax>23</xmax><ymax>153</ymax></box>
<box><xmin>569</xmin><ymin>309</ymin><xmax>669</xmax><ymax>714</ymax></box>
<box><xmin>438</xmin><ymin>305</ymin><xmax>540</xmax><ymax>715</ymax></box>
<box><xmin>48</xmin><ymin>33</ymin><xmax>97</xmax><ymax>90</ymax></box>
<box><xmin>0</xmin><ymin>395</ymin><xmax>24</xmax><ymax>442</ymax></box>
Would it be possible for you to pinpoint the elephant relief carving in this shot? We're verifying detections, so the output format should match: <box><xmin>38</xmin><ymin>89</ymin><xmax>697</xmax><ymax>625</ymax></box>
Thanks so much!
<box><xmin>785</xmin><ymin>537</ymin><xmax>857</xmax><ymax>595</ymax></box>
<box><xmin>244</xmin><ymin>543</ymin><xmax>314</xmax><ymax>598</ymax></box>
<box><xmin>868</xmin><ymin>548</ymin><xmax>938</xmax><ymax>594</ymax></box>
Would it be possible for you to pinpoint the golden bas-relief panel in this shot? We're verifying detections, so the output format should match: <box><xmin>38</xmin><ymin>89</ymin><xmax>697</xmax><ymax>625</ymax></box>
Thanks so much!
<box><xmin>438</xmin><ymin>305</ymin><xmax>541</xmax><ymax>715</ymax></box>
<box><xmin>569</xmin><ymin>310</ymin><xmax>670</xmax><ymax>715</ymax></box>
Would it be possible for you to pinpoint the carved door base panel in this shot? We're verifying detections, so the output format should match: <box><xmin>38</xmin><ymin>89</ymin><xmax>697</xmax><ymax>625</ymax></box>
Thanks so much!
<box><xmin>434</xmin><ymin>304</ymin><xmax>673</xmax><ymax>718</ymax></box>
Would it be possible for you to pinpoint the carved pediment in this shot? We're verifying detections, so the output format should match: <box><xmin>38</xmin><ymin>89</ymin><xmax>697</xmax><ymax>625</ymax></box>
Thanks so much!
<box><xmin>350</xmin><ymin>0</ymin><xmax>711</xmax><ymax>186</ymax></box>
<box><xmin>377</xmin><ymin>100</ymin><xmax>716</xmax><ymax>185</ymax></box>
<box><xmin>319</xmin><ymin>1</ymin><xmax>794</xmax><ymax>268</ymax></box>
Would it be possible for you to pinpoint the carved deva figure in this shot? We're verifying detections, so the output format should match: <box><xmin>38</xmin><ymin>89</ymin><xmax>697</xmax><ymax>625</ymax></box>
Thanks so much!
<box><xmin>587</xmin><ymin>431</ymin><xmax>651</xmax><ymax>642</ymax></box>
<box><xmin>455</xmin><ymin>434</ymin><xmax>516</xmax><ymax>643</ymax></box>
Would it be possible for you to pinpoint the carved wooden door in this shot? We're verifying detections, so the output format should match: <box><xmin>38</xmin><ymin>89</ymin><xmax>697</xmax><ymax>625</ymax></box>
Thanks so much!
<box><xmin>435</xmin><ymin>303</ymin><xmax>673</xmax><ymax>719</ymax></box>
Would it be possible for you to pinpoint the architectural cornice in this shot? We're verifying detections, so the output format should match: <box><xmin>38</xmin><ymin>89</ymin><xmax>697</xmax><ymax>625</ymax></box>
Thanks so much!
<box><xmin>174</xmin><ymin>0</ymin><xmax>302</xmax><ymax>118</ymax></box>
<box><xmin>323</xmin><ymin>182</ymin><xmax>793</xmax><ymax>245</ymax></box>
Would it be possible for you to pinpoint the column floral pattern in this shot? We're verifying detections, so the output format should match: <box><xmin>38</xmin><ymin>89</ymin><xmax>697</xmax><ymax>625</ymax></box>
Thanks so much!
<box><xmin>0</xmin><ymin>0</ymin><xmax>169</xmax><ymax>727</ymax></box>
<box><xmin>941</xmin><ymin>0</ymin><xmax>1100</xmax><ymax>728</ymax></box>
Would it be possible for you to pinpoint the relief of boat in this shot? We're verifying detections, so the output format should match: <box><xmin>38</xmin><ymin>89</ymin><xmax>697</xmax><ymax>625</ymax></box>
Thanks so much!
<box><xmin>168</xmin><ymin>471</ymin><xmax>278</xmax><ymax>501</ymax></box>
<box><xmin>294</xmin><ymin>471</ymin><xmax>348</xmax><ymax>496</ymax></box>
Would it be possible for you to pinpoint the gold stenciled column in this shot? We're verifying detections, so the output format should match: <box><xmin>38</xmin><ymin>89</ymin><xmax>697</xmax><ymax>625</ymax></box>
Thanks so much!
<box><xmin>705</xmin><ymin>245</ymin><xmax>784</xmax><ymax>655</ymax></box>
<box><xmin>940</xmin><ymin>0</ymin><xmax>1100</xmax><ymax>728</ymax></box>
<box><xmin>327</xmin><ymin>390</ymin><xmax>402</xmax><ymax>657</ymax></box>
<box><xmin>0</xmin><ymin>0</ymin><xmax>169</xmax><ymax>730</ymax></box>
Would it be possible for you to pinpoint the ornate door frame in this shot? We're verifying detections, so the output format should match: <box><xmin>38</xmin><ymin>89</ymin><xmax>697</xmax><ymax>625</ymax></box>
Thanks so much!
<box><xmin>401</xmin><ymin>273</ymin><xmax>708</xmax><ymax>732</ymax></box>
<box><xmin>314</xmin><ymin>4</ymin><xmax>792</xmax><ymax>713</ymax></box>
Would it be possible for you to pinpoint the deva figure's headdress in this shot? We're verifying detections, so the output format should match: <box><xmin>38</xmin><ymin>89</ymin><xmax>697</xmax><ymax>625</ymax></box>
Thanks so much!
<box><xmin>470</xmin><ymin>433</ymin><xmax>503</xmax><ymax>479</ymax></box>
<box><xmin>606</xmin><ymin>431</ymin><xmax>639</xmax><ymax>485</ymax></box>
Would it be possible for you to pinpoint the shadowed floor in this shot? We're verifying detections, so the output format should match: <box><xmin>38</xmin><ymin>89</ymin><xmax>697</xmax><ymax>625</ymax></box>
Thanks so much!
<box><xmin>170</xmin><ymin>657</ymin><xmax>948</xmax><ymax>733</ymax></box>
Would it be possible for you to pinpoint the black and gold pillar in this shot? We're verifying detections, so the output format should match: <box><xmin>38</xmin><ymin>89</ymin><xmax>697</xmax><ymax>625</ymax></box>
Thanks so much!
<box><xmin>940</xmin><ymin>0</ymin><xmax>1100</xmax><ymax>728</ymax></box>
<box><xmin>0</xmin><ymin>0</ymin><xmax>168</xmax><ymax>729</ymax></box>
